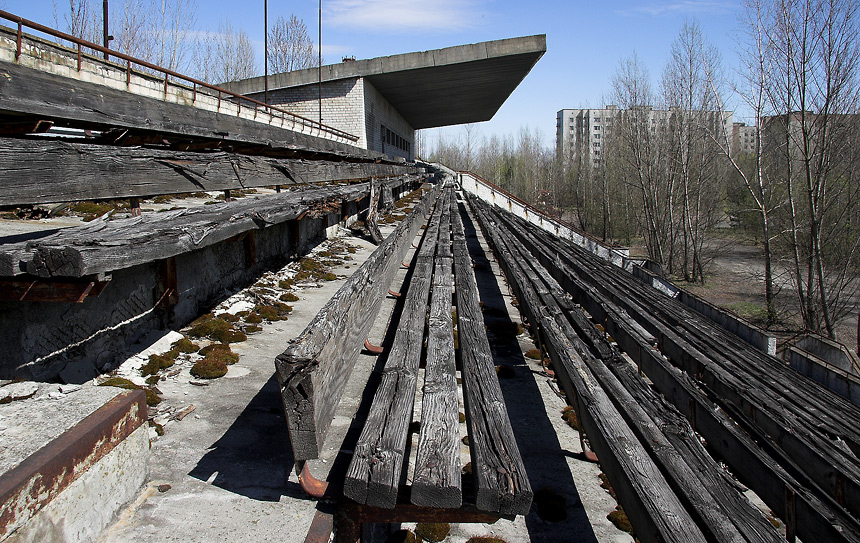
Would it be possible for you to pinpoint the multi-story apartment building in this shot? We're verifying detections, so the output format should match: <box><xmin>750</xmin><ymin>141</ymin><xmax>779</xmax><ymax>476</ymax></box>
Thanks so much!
<box><xmin>732</xmin><ymin>122</ymin><xmax>759</xmax><ymax>156</ymax></box>
<box><xmin>556</xmin><ymin>106</ymin><xmax>735</xmax><ymax>168</ymax></box>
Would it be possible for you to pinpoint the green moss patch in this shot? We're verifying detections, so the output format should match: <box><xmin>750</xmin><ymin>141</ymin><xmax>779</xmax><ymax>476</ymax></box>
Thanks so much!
<box><xmin>280</xmin><ymin>292</ymin><xmax>300</xmax><ymax>302</ymax></box>
<box><xmin>141</xmin><ymin>352</ymin><xmax>176</xmax><ymax>376</ymax></box>
<box><xmin>198</xmin><ymin>343</ymin><xmax>237</xmax><ymax>363</ymax></box>
<box><xmin>187</xmin><ymin>316</ymin><xmax>246</xmax><ymax>343</ymax></box>
<box><xmin>198</xmin><ymin>343</ymin><xmax>239</xmax><ymax>365</ymax></box>
<box><xmin>466</xmin><ymin>537</ymin><xmax>507</xmax><ymax>543</ymax></box>
<box><xmin>255</xmin><ymin>303</ymin><xmax>292</xmax><ymax>321</ymax></box>
<box><xmin>191</xmin><ymin>358</ymin><xmax>228</xmax><ymax>379</ymax></box>
<box><xmin>278</xmin><ymin>279</ymin><xmax>294</xmax><ymax>289</ymax></box>
<box><xmin>245</xmin><ymin>324</ymin><xmax>263</xmax><ymax>334</ymax></box>
<box><xmin>608</xmin><ymin>506</ymin><xmax>633</xmax><ymax>533</ymax></box>
<box><xmin>415</xmin><ymin>523</ymin><xmax>450</xmax><ymax>542</ymax></box>
<box><xmin>171</xmin><ymin>337</ymin><xmax>199</xmax><ymax>353</ymax></box>
<box><xmin>99</xmin><ymin>377</ymin><xmax>161</xmax><ymax>406</ymax></box>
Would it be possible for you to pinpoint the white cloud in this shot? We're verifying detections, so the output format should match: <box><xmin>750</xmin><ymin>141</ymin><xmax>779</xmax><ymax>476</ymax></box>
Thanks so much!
<box><xmin>325</xmin><ymin>0</ymin><xmax>485</xmax><ymax>33</ymax></box>
<box><xmin>615</xmin><ymin>1</ymin><xmax>735</xmax><ymax>17</ymax></box>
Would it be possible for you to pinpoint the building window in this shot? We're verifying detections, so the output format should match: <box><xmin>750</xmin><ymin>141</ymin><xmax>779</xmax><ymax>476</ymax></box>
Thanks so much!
<box><xmin>380</xmin><ymin>124</ymin><xmax>410</xmax><ymax>153</ymax></box>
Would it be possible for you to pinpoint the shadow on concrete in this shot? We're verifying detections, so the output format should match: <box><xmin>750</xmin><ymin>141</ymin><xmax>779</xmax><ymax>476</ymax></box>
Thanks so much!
<box><xmin>459</xmin><ymin>201</ymin><xmax>598</xmax><ymax>543</ymax></box>
<box><xmin>189</xmin><ymin>374</ymin><xmax>303</xmax><ymax>501</ymax></box>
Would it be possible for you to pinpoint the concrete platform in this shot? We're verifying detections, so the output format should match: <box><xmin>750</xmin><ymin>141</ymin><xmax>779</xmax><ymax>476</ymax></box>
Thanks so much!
<box><xmin>91</xmin><ymin>203</ymin><xmax>628</xmax><ymax>542</ymax></box>
<box><xmin>2</xmin><ymin>201</ymin><xmax>632</xmax><ymax>543</ymax></box>
<box><xmin>0</xmin><ymin>387</ymin><xmax>148</xmax><ymax>543</ymax></box>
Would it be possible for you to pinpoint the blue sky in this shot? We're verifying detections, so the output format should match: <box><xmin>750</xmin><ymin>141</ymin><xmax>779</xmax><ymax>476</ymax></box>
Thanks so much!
<box><xmin>1</xmin><ymin>1</ymin><xmax>746</xmax><ymax>148</ymax></box>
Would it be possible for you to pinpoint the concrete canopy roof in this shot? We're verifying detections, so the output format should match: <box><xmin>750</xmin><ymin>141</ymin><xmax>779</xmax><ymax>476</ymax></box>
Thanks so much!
<box><xmin>226</xmin><ymin>35</ymin><xmax>546</xmax><ymax>130</ymax></box>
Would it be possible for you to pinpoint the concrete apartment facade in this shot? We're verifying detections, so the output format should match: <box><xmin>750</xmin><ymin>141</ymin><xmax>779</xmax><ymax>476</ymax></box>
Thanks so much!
<box><xmin>557</xmin><ymin>106</ymin><xmax>735</xmax><ymax>168</ymax></box>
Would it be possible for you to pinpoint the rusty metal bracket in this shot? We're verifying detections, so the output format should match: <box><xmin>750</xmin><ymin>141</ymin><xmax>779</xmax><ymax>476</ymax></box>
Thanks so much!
<box><xmin>298</xmin><ymin>461</ymin><xmax>330</xmax><ymax>499</ymax></box>
<box><xmin>387</xmin><ymin>289</ymin><xmax>401</xmax><ymax>298</ymax></box>
<box><xmin>0</xmin><ymin>274</ymin><xmax>111</xmax><ymax>303</ymax></box>
<box><xmin>401</xmin><ymin>261</ymin><xmax>410</xmax><ymax>269</ymax></box>
<box><xmin>363</xmin><ymin>339</ymin><xmax>383</xmax><ymax>355</ymax></box>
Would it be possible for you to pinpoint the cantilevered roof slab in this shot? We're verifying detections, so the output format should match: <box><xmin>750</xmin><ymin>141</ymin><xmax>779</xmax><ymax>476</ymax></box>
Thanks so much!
<box><xmin>226</xmin><ymin>35</ymin><xmax>546</xmax><ymax>130</ymax></box>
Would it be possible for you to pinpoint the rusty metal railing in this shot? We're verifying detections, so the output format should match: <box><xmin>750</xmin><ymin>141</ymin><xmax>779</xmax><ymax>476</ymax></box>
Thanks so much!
<box><xmin>0</xmin><ymin>10</ymin><xmax>359</xmax><ymax>143</ymax></box>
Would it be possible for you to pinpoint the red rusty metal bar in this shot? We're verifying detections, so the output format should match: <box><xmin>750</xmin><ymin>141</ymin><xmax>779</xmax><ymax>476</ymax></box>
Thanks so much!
<box><xmin>0</xmin><ymin>10</ymin><xmax>358</xmax><ymax>142</ymax></box>
<box><xmin>0</xmin><ymin>390</ymin><xmax>147</xmax><ymax>539</ymax></box>
<box><xmin>15</xmin><ymin>20</ymin><xmax>21</xmax><ymax>61</ymax></box>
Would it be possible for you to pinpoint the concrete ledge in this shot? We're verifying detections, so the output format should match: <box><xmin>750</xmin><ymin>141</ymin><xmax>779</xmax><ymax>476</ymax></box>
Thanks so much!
<box><xmin>631</xmin><ymin>264</ymin><xmax>777</xmax><ymax>356</ymax></box>
<box><xmin>457</xmin><ymin>170</ymin><xmax>628</xmax><ymax>267</ymax></box>
<box><xmin>0</xmin><ymin>390</ymin><xmax>148</xmax><ymax>542</ymax></box>
<box><xmin>786</xmin><ymin>345</ymin><xmax>860</xmax><ymax>407</ymax></box>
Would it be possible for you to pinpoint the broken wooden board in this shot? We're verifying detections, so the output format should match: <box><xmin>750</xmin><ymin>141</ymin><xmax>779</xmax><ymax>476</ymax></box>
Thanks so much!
<box><xmin>0</xmin><ymin>182</ymin><xmax>373</xmax><ymax>277</ymax></box>
<box><xmin>0</xmin><ymin>138</ymin><xmax>421</xmax><ymax>205</ymax></box>
<box><xmin>274</xmin><ymin>184</ymin><xmax>440</xmax><ymax>461</ymax></box>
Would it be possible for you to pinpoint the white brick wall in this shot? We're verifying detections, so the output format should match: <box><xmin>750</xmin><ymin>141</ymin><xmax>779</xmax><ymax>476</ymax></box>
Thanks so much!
<box><xmin>364</xmin><ymin>80</ymin><xmax>414</xmax><ymax>160</ymax></box>
<box><xmin>261</xmin><ymin>77</ymin><xmax>367</xmax><ymax>148</ymax></box>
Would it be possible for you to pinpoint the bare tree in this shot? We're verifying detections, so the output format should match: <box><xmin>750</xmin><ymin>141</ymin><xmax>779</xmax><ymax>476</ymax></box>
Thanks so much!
<box><xmin>610</xmin><ymin>53</ymin><xmax>677</xmax><ymax>269</ymax></box>
<box><xmin>110</xmin><ymin>0</ymin><xmax>152</xmax><ymax>60</ymax></box>
<box><xmin>146</xmin><ymin>0</ymin><xmax>196</xmax><ymax>72</ymax></box>
<box><xmin>764</xmin><ymin>0</ymin><xmax>860</xmax><ymax>338</ymax></box>
<box><xmin>661</xmin><ymin>20</ymin><xmax>727</xmax><ymax>283</ymax></box>
<box><xmin>194</xmin><ymin>20</ymin><xmax>258</xmax><ymax>84</ymax></box>
<box><xmin>707</xmin><ymin>0</ymin><xmax>781</xmax><ymax>323</ymax></box>
<box><xmin>52</xmin><ymin>0</ymin><xmax>101</xmax><ymax>46</ymax></box>
<box><xmin>268</xmin><ymin>14</ymin><xmax>319</xmax><ymax>73</ymax></box>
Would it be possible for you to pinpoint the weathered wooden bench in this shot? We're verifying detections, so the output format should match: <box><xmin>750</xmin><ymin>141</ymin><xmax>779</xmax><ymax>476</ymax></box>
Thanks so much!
<box><xmin>274</xmin><ymin>184</ymin><xmax>532</xmax><ymax>541</ymax></box>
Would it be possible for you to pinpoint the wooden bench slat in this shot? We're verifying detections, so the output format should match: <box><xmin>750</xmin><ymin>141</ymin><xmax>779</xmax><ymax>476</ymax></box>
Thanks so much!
<box><xmin>0</xmin><ymin>182</ymin><xmax>377</xmax><ymax>278</ymax></box>
<box><xmin>411</xmin><ymin>190</ymin><xmax>461</xmax><ymax>508</ymax></box>
<box><xmin>275</xmin><ymin>184</ymin><xmax>439</xmax><ymax>461</ymax></box>
<box><xmin>450</xmin><ymin>199</ymin><xmax>532</xmax><ymax>516</ymax></box>
<box><xmin>0</xmin><ymin>138</ymin><xmax>419</xmax><ymax>206</ymax></box>
<box><xmin>343</xmin><ymin>190</ymin><xmax>446</xmax><ymax>508</ymax></box>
